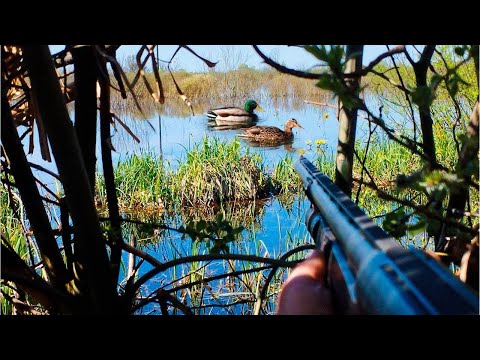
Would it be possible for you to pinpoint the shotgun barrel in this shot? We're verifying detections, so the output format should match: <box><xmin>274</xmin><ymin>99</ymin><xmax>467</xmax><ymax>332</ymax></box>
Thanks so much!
<box><xmin>295</xmin><ymin>156</ymin><xmax>479</xmax><ymax>315</ymax></box>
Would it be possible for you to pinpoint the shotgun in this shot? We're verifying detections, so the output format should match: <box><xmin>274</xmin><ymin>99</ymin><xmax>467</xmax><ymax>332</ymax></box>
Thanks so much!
<box><xmin>295</xmin><ymin>156</ymin><xmax>479</xmax><ymax>314</ymax></box>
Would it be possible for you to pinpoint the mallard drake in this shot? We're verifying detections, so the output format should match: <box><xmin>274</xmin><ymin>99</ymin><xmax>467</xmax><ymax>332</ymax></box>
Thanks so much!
<box><xmin>206</xmin><ymin>100</ymin><xmax>263</xmax><ymax>125</ymax></box>
<box><xmin>238</xmin><ymin>118</ymin><xmax>303</xmax><ymax>143</ymax></box>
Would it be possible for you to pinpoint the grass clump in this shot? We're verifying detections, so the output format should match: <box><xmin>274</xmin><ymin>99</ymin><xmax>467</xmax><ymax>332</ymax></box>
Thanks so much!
<box><xmin>96</xmin><ymin>137</ymin><xmax>310</xmax><ymax>214</ymax></box>
<box><xmin>271</xmin><ymin>155</ymin><xmax>302</xmax><ymax>194</ymax></box>
<box><xmin>96</xmin><ymin>150</ymin><xmax>170</xmax><ymax>214</ymax></box>
<box><xmin>1</xmin><ymin>189</ymin><xmax>29</xmax><ymax>315</ymax></box>
<box><xmin>172</xmin><ymin>137</ymin><xmax>271</xmax><ymax>206</ymax></box>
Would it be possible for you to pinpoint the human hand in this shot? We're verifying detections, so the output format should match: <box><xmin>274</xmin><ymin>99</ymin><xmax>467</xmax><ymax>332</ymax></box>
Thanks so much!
<box><xmin>276</xmin><ymin>250</ymin><xmax>334</xmax><ymax>315</ymax></box>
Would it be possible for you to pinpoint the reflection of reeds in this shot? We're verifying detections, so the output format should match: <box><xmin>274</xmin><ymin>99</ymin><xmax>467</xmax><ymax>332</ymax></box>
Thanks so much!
<box><xmin>178</xmin><ymin>199</ymin><xmax>268</xmax><ymax>234</ymax></box>
<box><xmin>129</xmin><ymin>217</ymin><xmax>314</xmax><ymax>315</ymax></box>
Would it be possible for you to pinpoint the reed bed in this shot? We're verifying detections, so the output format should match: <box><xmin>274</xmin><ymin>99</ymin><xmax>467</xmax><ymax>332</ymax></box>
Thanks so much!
<box><xmin>110</xmin><ymin>68</ymin><xmax>329</xmax><ymax>116</ymax></box>
<box><xmin>97</xmin><ymin>137</ymin><xmax>302</xmax><ymax>214</ymax></box>
<box><xmin>173</xmin><ymin>138</ymin><xmax>270</xmax><ymax>206</ymax></box>
<box><xmin>1</xmin><ymin>189</ymin><xmax>31</xmax><ymax>315</ymax></box>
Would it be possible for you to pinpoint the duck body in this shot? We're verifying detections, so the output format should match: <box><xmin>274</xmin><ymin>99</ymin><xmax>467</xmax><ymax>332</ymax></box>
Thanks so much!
<box><xmin>238</xmin><ymin>118</ymin><xmax>303</xmax><ymax>143</ymax></box>
<box><xmin>207</xmin><ymin>107</ymin><xmax>258</xmax><ymax>125</ymax></box>
<box><xmin>206</xmin><ymin>100</ymin><xmax>262</xmax><ymax>125</ymax></box>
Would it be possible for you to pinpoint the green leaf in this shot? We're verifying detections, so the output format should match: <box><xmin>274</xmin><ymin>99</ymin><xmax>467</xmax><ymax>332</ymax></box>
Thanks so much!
<box><xmin>316</xmin><ymin>75</ymin><xmax>336</xmax><ymax>92</ymax></box>
<box><xmin>411</xmin><ymin>85</ymin><xmax>435</xmax><ymax>108</ymax></box>
<box><xmin>430</xmin><ymin>74</ymin><xmax>443</xmax><ymax>90</ymax></box>
<box><xmin>383</xmin><ymin>209</ymin><xmax>409</xmax><ymax>238</ymax></box>
<box><xmin>407</xmin><ymin>218</ymin><xmax>427</xmax><ymax>236</ymax></box>
<box><xmin>196</xmin><ymin>220</ymin><xmax>207</xmax><ymax>231</ymax></box>
<box><xmin>454</xmin><ymin>46</ymin><xmax>466</xmax><ymax>57</ymax></box>
<box><xmin>304</xmin><ymin>45</ymin><xmax>329</xmax><ymax>62</ymax></box>
<box><xmin>426</xmin><ymin>219</ymin><xmax>441</xmax><ymax>237</ymax></box>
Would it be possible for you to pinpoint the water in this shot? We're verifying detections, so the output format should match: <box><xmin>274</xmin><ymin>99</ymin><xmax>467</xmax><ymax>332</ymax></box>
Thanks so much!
<box><xmin>104</xmin><ymin>97</ymin><xmax>344</xmax><ymax>314</ymax></box>
<box><xmin>23</xmin><ymin>96</ymin><xmax>364</xmax><ymax>314</ymax></box>
<box><xmin>109</xmin><ymin>97</ymin><xmax>340</xmax><ymax>166</ymax></box>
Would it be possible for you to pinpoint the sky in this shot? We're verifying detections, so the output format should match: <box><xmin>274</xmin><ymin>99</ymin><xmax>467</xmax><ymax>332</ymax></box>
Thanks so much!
<box><xmin>49</xmin><ymin>45</ymin><xmax>389</xmax><ymax>72</ymax></box>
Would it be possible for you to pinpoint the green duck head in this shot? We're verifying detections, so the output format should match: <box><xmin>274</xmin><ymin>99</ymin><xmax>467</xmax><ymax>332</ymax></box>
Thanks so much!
<box><xmin>244</xmin><ymin>100</ymin><xmax>263</xmax><ymax>113</ymax></box>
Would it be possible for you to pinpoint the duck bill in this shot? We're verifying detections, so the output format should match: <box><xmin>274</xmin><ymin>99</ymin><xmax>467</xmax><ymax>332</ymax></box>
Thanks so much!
<box><xmin>255</xmin><ymin>105</ymin><xmax>264</xmax><ymax>111</ymax></box>
<box><xmin>296</xmin><ymin>124</ymin><xmax>304</xmax><ymax>129</ymax></box>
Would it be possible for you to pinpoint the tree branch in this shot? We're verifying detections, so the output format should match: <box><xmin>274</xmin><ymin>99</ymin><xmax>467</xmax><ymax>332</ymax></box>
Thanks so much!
<box><xmin>253</xmin><ymin>45</ymin><xmax>321</xmax><ymax>79</ymax></box>
<box><xmin>130</xmin><ymin>254</ymin><xmax>299</xmax><ymax>297</ymax></box>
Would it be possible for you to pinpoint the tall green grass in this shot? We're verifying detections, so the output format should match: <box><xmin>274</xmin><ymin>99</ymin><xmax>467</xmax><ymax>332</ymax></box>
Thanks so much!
<box><xmin>1</xmin><ymin>188</ymin><xmax>30</xmax><ymax>315</ymax></box>
<box><xmin>97</xmin><ymin>137</ymin><xmax>302</xmax><ymax>214</ymax></box>
<box><xmin>271</xmin><ymin>155</ymin><xmax>302</xmax><ymax>195</ymax></box>
<box><xmin>96</xmin><ymin>150</ymin><xmax>171</xmax><ymax>214</ymax></box>
<box><xmin>354</xmin><ymin>137</ymin><xmax>421</xmax><ymax>184</ymax></box>
<box><xmin>173</xmin><ymin>138</ymin><xmax>270</xmax><ymax>206</ymax></box>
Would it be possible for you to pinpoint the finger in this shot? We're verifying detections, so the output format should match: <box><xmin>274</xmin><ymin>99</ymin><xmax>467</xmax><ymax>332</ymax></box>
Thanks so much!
<box><xmin>285</xmin><ymin>250</ymin><xmax>328</xmax><ymax>286</ymax></box>
<box><xmin>277</xmin><ymin>275</ymin><xmax>334</xmax><ymax>315</ymax></box>
<box><xmin>277</xmin><ymin>250</ymin><xmax>333</xmax><ymax>315</ymax></box>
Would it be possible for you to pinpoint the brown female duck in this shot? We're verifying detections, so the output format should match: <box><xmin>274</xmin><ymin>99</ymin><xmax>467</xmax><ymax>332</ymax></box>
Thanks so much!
<box><xmin>238</xmin><ymin>118</ymin><xmax>303</xmax><ymax>142</ymax></box>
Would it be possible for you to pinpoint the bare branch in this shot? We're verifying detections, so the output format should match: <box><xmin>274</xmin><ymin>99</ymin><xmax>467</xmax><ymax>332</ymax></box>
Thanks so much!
<box><xmin>28</xmin><ymin>164</ymin><xmax>60</xmax><ymax>182</ymax></box>
<box><xmin>253</xmin><ymin>45</ymin><xmax>320</xmax><ymax>79</ymax></box>
<box><xmin>254</xmin><ymin>244</ymin><xmax>315</xmax><ymax>315</ymax></box>
<box><xmin>147</xmin><ymin>45</ymin><xmax>165</xmax><ymax>104</ymax></box>
<box><xmin>156</xmin><ymin>289</ymin><xmax>193</xmax><ymax>315</ymax></box>
<box><xmin>131</xmin><ymin>254</ymin><xmax>299</xmax><ymax>296</ymax></box>
<box><xmin>95</xmin><ymin>45</ymin><xmax>150</xmax><ymax>123</ymax></box>
<box><xmin>180</xmin><ymin>45</ymin><xmax>218</xmax><ymax>68</ymax></box>
<box><xmin>369</xmin><ymin>69</ymin><xmax>411</xmax><ymax>94</ymax></box>
<box><xmin>403</xmin><ymin>46</ymin><xmax>415</xmax><ymax>65</ymax></box>
<box><xmin>111</xmin><ymin>113</ymin><xmax>141</xmax><ymax>143</ymax></box>
<box><xmin>304</xmin><ymin>100</ymin><xmax>369</xmax><ymax>120</ymax></box>
<box><xmin>366</xmin><ymin>45</ymin><xmax>405</xmax><ymax>69</ymax></box>
<box><xmin>120</xmin><ymin>240</ymin><xmax>164</xmax><ymax>268</ymax></box>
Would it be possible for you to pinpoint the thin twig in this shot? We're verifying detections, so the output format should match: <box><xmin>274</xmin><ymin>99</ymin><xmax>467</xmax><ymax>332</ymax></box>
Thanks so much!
<box><xmin>355</xmin><ymin>120</ymin><xmax>377</xmax><ymax>204</ymax></box>
<box><xmin>190</xmin><ymin>299</ymin><xmax>254</xmax><ymax>311</ymax></box>
<box><xmin>253</xmin><ymin>45</ymin><xmax>320</xmax><ymax>79</ymax></box>
<box><xmin>120</xmin><ymin>240</ymin><xmax>164</xmax><ymax>268</ymax></box>
<box><xmin>133</xmin><ymin>265</ymin><xmax>273</xmax><ymax>313</ymax></box>
<box><xmin>0</xmin><ymin>290</ymin><xmax>45</xmax><ymax>315</ymax></box>
<box><xmin>100</xmin><ymin>216</ymin><xmax>223</xmax><ymax>242</ymax></box>
<box><xmin>304</xmin><ymin>100</ymin><xmax>369</xmax><ymax>120</ymax></box>
<box><xmin>147</xmin><ymin>45</ymin><xmax>165</xmax><ymax>104</ymax></box>
<box><xmin>180</xmin><ymin>45</ymin><xmax>218</xmax><ymax>68</ymax></box>
<box><xmin>131</xmin><ymin>254</ymin><xmax>300</xmax><ymax>296</ymax></box>
<box><xmin>356</xmin><ymin>45</ymin><xmax>406</xmax><ymax>76</ymax></box>
<box><xmin>157</xmin><ymin>289</ymin><xmax>193</xmax><ymax>315</ymax></box>
<box><xmin>354</xmin><ymin>175</ymin><xmax>478</xmax><ymax>236</ymax></box>
<box><xmin>95</xmin><ymin>45</ymin><xmax>150</xmax><ymax>125</ymax></box>
<box><xmin>387</xmin><ymin>45</ymin><xmax>417</xmax><ymax>139</ymax></box>
<box><xmin>254</xmin><ymin>244</ymin><xmax>314</xmax><ymax>315</ymax></box>
<box><xmin>28</xmin><ymin>162</ymin><xmax>61</xmax><ymax>180</ymax></box>
<box><xmin>33</xmin><ymin>175</ymin><xmax>61</xmax><ymax>201</ymax></box>
<box><xmin>110</xmin><ymin>112</ymin><xmax>141</xmax><ymax>143</ymax></box>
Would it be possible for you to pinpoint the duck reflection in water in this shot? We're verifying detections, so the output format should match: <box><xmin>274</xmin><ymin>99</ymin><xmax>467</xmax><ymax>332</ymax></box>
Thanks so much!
<box><xmin>237</xmin><ymin>118</ymin><xmax>303</xmax><ymax>152</ymax></box>
<box><xmin>207</xmin><ymin>121</ymin><xmax>253</xmax><ymax>131</ymax></box>
<box><xmin>242</xmin><ymin>138</ymin><xmax>296</xmax><ymax>152</ymax></box>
